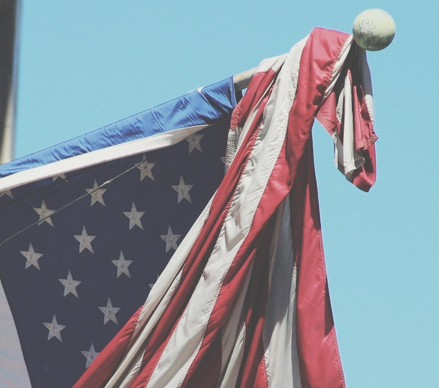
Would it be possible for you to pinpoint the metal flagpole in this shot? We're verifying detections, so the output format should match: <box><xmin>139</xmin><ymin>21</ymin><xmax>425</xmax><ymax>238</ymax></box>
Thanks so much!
<box><xmin>233</xmin><ymin>9</ymin><xmax>395</xmax><ymax>91</ymax></box>
<box><xmin>0</xmin><ymin>0</ymin><xmax>21</xmax><ymax>164</ymax></box>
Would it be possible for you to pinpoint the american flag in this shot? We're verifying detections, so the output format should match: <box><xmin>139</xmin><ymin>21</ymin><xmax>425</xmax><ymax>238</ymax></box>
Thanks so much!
<box><xmin>1</xmin><ymin>28</ymin><xmax>377</xmax><ymax>388</ymax></box>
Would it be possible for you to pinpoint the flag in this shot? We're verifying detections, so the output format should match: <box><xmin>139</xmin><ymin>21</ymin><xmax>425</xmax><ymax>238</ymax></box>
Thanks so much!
<box><xmin>0</xmin><ymin>28</ymin><xmax>377</xmax><ymax>388</ymax></box>
<box><xmin>0</xmin><ymin>78</ymin><xmax>237</xmax><ymax>387</ymax></box>
<box><xmin>74</xmin><ymin>28</ymin><xmax>377</xmax><ymax>388</ymax></box>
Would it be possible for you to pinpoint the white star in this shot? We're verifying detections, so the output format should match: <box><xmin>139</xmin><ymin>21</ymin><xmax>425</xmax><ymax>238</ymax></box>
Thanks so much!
<box><xmin>123</xmin><ymin>202</ymin><xmax>144</xmax><ymax>230</ymax></box>
<box><xmin>81</xmin><ymin>343</ymin><xmax>100</xmax><ymax>369</ymax></box>
<box><xmin>137</xmin><ymin>155</ymin><xmax>155</xmax><ymax>181</ymax></box>
<box><xmin>85</xmin><ymin>180</ymin><xmax>107</xmax><ymax>206</ymax></box>
<box><xmin>220</xmin><ymin>156</ymin><xmax>226</xmax><ymax>164</ymax></box>
<box><xmin>172</xmin><ymin>176</ymin><xmax>193</xmax><ymax>203</ymax></box>
<box><xmin>59</xmin><ymin>271</ymin><xmax>81</xmax><ymax>298</ymax></box>
<box><xmin>43</xmin><ymin>315</ymin><xmax>65</xmax><ymax>342</ymax></box>
<box><xmin>0</xmin><ymin>189</ymin><xmax>13</xmax><ymax>199</ymax></box>
<box><xmin>33</xmin><ymin>200</ymin><xmax>56</xmax><ymax>226</ymax></box>
<box><xmin>52</xmin><ymin>173</ymin><xmax>67</xmax><ymax>182</ymax></box>
<box><xmin>99</xmin><ymin>298</ymin><xmax>120</xmax><ymax>325</ymax></box>
<box><xmin>160</xmin><ymin>226</ymin><xmax>181</xmax><ymax>253</ymax></box>
<box><xmin>20</xmin><ymin>243</ymin><xmax>43</xmax><ymax>270</ymax></box>
<box><xmin>185</xmin><ymin>133</ymin><xmax>204</xmax><ymax>153</ymax></box>
<box><xmin>74</xmin><ymin>226</ymin><xmax>96</xmax><ymax>253</ymax></box>
<box><xmin>112</xmin><ymin>251</ymin><xmax>133</xmax><ymax>278</ymax></box>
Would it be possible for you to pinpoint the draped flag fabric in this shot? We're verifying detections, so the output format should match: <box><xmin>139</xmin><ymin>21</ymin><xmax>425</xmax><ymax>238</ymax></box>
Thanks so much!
<box><xmin>0</xmin><ymin>28</ymin><xmax>377</xmax><ymax>388</ymax></box>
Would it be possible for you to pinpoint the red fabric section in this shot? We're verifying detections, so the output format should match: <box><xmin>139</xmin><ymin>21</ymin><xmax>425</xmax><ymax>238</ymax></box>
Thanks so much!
<box><xmin>182</xmin><ymin>329</ymin><xmax>223</xmax><ymax>388</ymax></box>
<box><xmin>73</xmin><ymin>307</ymin><xmax>143</xmax><ymax>388</ymax></box>
<box><xmin>290</xmin><ymin>139</ymin><xmax>345</xmax><ymax>388</ymax></box>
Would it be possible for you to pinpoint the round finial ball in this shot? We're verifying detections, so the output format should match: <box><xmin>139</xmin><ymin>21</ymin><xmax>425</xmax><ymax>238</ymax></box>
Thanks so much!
<box><xmin>353</xmin><ymin>9</ymin><xmax>396</xmax><ymax>51</ymax></box>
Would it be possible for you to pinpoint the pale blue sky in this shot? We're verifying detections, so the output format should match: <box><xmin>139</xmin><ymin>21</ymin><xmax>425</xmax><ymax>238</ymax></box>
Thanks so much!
<box><xmin>13</xmin><ymin>1</ymin><xmax>439</xmax><ymax>387</ymax></box>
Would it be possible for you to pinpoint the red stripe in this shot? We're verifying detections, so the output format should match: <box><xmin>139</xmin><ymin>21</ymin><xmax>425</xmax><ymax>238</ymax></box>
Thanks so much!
<box><xmin>73</xmin><ymin>306</ymin><xmax>143</xmax><ymax>388</ymax></box>
<box><xmin>290</xmin><ymin>139</ymin><xmax>345</xmax><ymax>388</ymax></box>
<box><xmin>181</xmin><ymin>328</ymin><xmax>223</xmax><ymax>387</ymax></box>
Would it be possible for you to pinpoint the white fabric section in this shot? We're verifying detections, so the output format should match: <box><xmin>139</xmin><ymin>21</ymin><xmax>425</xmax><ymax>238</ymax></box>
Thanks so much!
<box><xmin>0</xmin><ymin>123</ymin><xmax>210</xmax><ymax>193</ymax></box>
<box><xmin>234</xmin><ymin>54</ymin><xmax>289</xmax><ymax>154</ymax></box>
<box><xmin>0</xmin><ymin>281</ymin><xmax>32</xmax><ymax>388</ymax></box>
<box><xmin>225</xmin><ymin>54</ymin><xmax>288</xmax><ymax>172</ymax></box>
<box><xmin>145</xmin><ymin>37</ymin><xmax>308</xmax><ymax>388</ymax></box>
<box><xmin>225</xmin><ymin>128</ymin><xmax>240</xmax><ymax>172</ymax></box>
<box><xmin>104</xmin><ymin>196</ymin><xmax>215</xmax><ymax>388</ymax></box>
<box><xmin>216</xmin><ymin>324</ymin><xmax>246</xmax><ymax>388</ymax></box>
<box><xmin>216</xmin><ymin>261</ymin><xmax>254</xmax><ymax>387</ymax></box>
<box><xmin>256</xmin><ymin>54</ymin><xmax>288</xmax><ymax>73</ymax></box>
<box><xmin>323</xmin><ymin>36</ymin><xmax>353</xmax><ymax>100</ymax></box>
<box><xmin>263</xmin><ymin>197</ymin><xmax>302</xmax><ymax>388</ymax></box>
<box><xmin>334</xmin><ymin>75</ymin><xmax>365</xmax><ymax>179</ymax></box>
<box><xmin>116</xmin><ymin>351</ymin><xmax>144</xmax><ymax>388</ymax></box>
<box><xmin>358</xmin><ymin>48</ymin><xmax>374</xmax><ymax>124</ymax></box>
<box><xmin>225</xmin><ymin>108</ymin><xmax>255</xmax><ymax>171</ymax></box>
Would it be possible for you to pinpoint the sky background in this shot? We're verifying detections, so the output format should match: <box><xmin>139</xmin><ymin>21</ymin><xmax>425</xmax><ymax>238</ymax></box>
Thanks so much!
<box><xmin>8</xmin><ymin>0</ymin><xmax>438</xmax><ymax>387</ymax></box>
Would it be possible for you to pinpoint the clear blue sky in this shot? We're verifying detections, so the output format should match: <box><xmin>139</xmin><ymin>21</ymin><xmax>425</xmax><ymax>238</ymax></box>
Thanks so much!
<box><xmin>13</xmin><ymin>1</ymin><xmax>439</xmax><ymax>387</ymax></box>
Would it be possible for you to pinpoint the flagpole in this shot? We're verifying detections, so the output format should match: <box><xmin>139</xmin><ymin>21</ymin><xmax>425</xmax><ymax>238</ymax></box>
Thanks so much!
<box><xmin>0</xmin><ymin>0</ymin><xmax>21</xmax><ymax>164</ymax></box>
<box><xmin>233</xmin><ymin>66</ymin><xmax>258</xmax><ymax>91</ymax></box>
<box><xmin>233</xmin><ymin>9</ymin><xmax>395</xmax><ymax>91</ymax></box>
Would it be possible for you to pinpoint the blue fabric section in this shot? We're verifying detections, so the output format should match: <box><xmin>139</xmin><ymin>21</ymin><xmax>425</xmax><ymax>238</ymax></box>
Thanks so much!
<box><xmin>0</xmin><ymin>77</ymin><xmax>236</xmax><ymax>178</ymax></box>
<box><xmin>0</xmin><ymin>121</ymin><xmax>230</xmax><ymax>388</ymax></box>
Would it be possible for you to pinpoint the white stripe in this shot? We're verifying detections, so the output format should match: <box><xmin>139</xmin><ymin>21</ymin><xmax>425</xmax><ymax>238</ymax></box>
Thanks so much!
<box><xmin>323</xmin><ymin>35</ymin><xmax>353</xmax><ymax>100</ymax></box>
<box><xmin>332</xmin><ymin>74</ymin><xmax>366</xmax><ymax>180</ymax></box>
<box><xmin>225</xmin><ymin>54</ymin><xmax>287</xmax><ymax>171</ymax></box>
<box><xmin>263</xmin><ymin>197</ymin><xmax>302</xmax><ymax>388</ymax></box>
<box><xmin>358</xmin><ymin>48</ymin><xmax>374</xmax><ymax>124</ymax></box>
<box><xmin>146</xmin><ymin>36</ymin><xmax>308</xmax><ymax>388</ymax></box>
<box><xmin>0</xmin><ymin>123</ymin><xmax>211</xmax><ymax>193</ymax></box>
<box><xmin>216</xmin><ymin>260</ymin><xmax>254</xmax><ymax>387</ymax></box>
<box><xmin>216</xmin><ymin>323</ymin><xmax>246</xmax><ymax>388</ymax></box>
<box><xmin>0</xmin><ymin>281</ymin><xmax>32</xmax><ymax>388</ymax></box>
<box><xmin>256</xmin><ymin>54</ymin><xmax>288</xmax><ymax>73</ymax></box>
<box><xmin>337</xmin><ymin>75</ymin><xmax>365</xmax><ymax>178</ymax></box>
